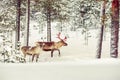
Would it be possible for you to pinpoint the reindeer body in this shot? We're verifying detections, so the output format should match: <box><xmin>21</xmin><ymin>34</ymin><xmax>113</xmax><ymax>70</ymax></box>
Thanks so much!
<box><xmin>36</xmin><ymin>40</ymin><xmax>67</xmax><ymax>57</ymax></box>
<box><xmin>21</xmin><ymin>45</ymin><xmax>42</xmax><ymax>62</ymax></box>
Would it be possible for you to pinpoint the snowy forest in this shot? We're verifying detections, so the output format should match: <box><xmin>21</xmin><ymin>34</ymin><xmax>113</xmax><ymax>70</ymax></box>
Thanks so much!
<box><xmin>0</xmin><ymin>0</ymin><xmax>120</xmax><ymax>80</ymax></box>
<box><xmin>0</xmin><ymin>0</ymin><xmax>119</xmax><ymax>63</ymax></box>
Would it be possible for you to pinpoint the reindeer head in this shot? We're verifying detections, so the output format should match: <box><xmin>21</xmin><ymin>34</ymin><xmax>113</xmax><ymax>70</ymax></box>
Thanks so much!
<box><xmin>57</xmin><ymin>32</ymin><xmax>68</xmax><ymax>46</ymax></box>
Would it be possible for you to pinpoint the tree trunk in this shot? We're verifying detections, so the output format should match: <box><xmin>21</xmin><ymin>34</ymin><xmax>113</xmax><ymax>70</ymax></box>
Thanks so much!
<box><xmin>47</xmin><ymin>1</ymin><xmax>51</xmax><ymax>42</ymax></box>
<box><xmin>96</xmin><ymin>0</ymin><xmax>106</xmax><ymax>58</ymax></box>
<box><xmin>47</xmin><ymin>11</ymin><xmax>51</xmax><ymax>42</ymax></box>
<box><xmin>15</xmin><ymin>0</ymin><xmax>21</xmax><ymax>49</ymax></box>
<box><xmin>25</xmin><ymin>0</ymin><xmax>30</xmax><ymax>46</ymax></box>
<box><xmin>60</xmin><ymin>19</ymin><xmax>63</xmax><ymax>32</ymax></box>
<box><xmin>110</xmin><ymin>0</ymin><xmax>119</xmax><ymax>58</ymax></box>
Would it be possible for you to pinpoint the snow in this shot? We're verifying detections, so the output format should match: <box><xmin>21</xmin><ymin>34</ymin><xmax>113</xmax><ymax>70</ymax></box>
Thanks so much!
<box><xmin>0</xmin><ymin>59</ymin><xmax>120</xmax><ymax>80</ymax></box>
<box><xmin>0</xmin><ymin>29</ymin><xmax>120</xmax><ymax>80</ymax></box>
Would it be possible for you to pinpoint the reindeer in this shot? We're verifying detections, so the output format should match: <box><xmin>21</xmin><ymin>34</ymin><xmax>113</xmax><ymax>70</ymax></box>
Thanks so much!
<box><xmin>21</xmin><ymin>44</ymin><xmax>43</xmax><ymax>62</ymax></box>
<box><xmin>36</xmin><ymin>33</ymin><xmax>68</xmax><ymax>57</ymax></box>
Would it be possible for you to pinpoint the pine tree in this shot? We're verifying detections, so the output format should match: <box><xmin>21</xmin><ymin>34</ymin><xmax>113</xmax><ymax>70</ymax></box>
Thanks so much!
<box><xmin>31</xmin><ymin>0</ymin><xmax>69</xmax><ymax>42</ymax></box>
<box><xmin>97</xmin><ymin>0</ymin><xmax>107</xmax><ymax>58</ymax></box>
<box><xmin>16</xmin><ymin>0</ymin><xmax>21</xmax><ymax>49</ymax></box>
<box><xmin>110</xmin><ymin>0</ymin><xmax>119</xmax><ymax>58</ymax></box>
<box><xmin>25</xmin><ymin>0</ymin><xmax>30</xmax><ymax>46</ymax></box>
<box><xmin>46</xmin><ymin>0</ymin><xmax>52</xmax><ymax>42</ymax></box>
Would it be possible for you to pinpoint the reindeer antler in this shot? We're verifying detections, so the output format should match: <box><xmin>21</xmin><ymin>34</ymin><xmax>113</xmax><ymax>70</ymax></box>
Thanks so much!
<box><xmin>63</xmin><ymin>36</ymin><xmax>67</xmax><ymax>41</ymax></box>
<box><xmin>57</xmin><ymin>32</ymin><xmax>62</xmax><ymax>40</ymax></box>
<box><xmin>57</xmin><ymin>32</ymin><xmax>67</xmax><ymax>41</ymax></box>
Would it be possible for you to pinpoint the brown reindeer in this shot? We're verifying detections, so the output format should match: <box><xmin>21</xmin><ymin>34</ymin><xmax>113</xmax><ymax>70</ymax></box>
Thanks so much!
<box><xmin>36</xmin><ymin>33</ymin><xmax>68</xmax><ymax>57</ymax></box>
<box><xmin>21</xmin><ymin>44</ymin><xmax>43</xmax><ymax>62</ymax></box>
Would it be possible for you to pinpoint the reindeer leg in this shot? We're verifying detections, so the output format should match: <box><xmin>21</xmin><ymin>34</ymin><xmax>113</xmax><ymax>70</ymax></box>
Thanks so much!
<box><xmin>24</xmin><ymin>54</ymin><xmax>26</xmax><ymax>62</ymax></box>
<box><xmin>36</xmin><ymin>54</ymin><xmax>39</xmax><ymax>62</ymax></box>
<box><xmin>32</xmin><ymin>54</ymin><xmax>35</xmax><ymax>62</ymax></box>
<box><xmin>51</xmin><ymin>49</ymin><xmax>54</xmax><ymax>57</ymax></box>
<box><xmin>58</xmin><ymin>49</ymin><xmax>60</xmax><ymax>57</ymax></box>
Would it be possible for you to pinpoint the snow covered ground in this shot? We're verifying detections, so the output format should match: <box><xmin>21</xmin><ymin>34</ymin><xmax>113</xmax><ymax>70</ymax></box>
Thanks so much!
<box><xmin>0</xmin><ymin>60</ymin><xmax>120</xmax><ymax>80</ymax></box>
<box><xmin>0</xmin><ymin>29</ymin><xmax>120</xmax><ymax>80</ymax></box>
